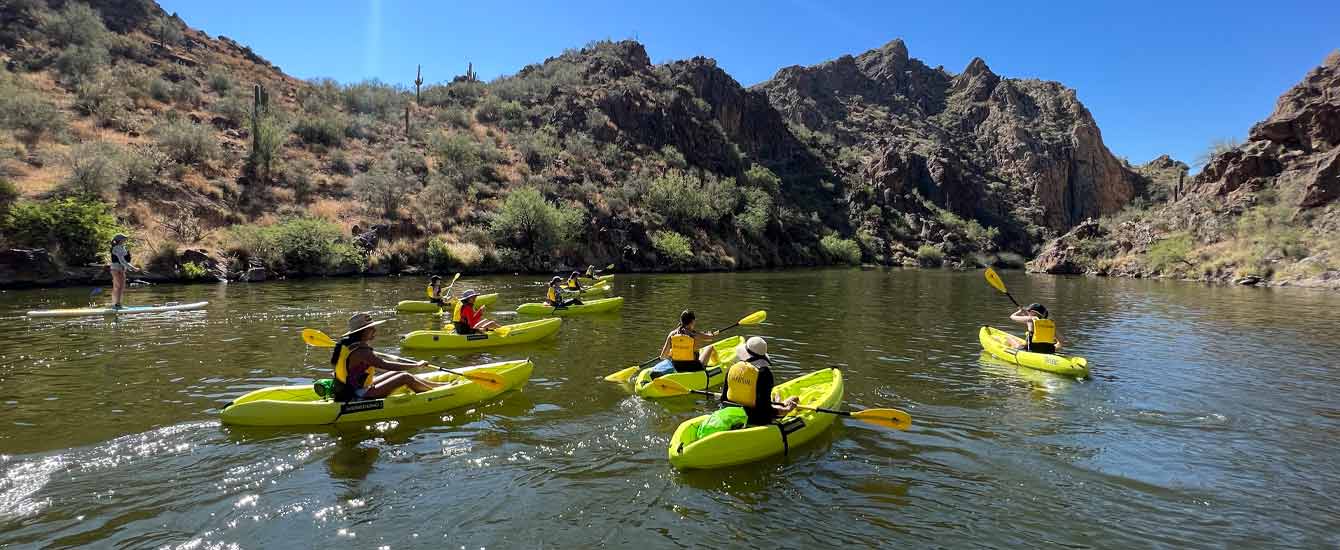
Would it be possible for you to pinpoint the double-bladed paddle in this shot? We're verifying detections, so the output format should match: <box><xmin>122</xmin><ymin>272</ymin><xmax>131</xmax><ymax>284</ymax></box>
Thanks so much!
<box><xmin>300</xmin><ymin>327</ymin><xmax>505</xmax><ymax>391</ymax></box>
<box><xmin>602</xmin><ymin>310</ymin><xmax>767</xmax><ymax>383</ymax></box>
<box><xmin>648</xmin><ymin>377</ymin><xmax>912</xmax><ymax>431</ymax></box>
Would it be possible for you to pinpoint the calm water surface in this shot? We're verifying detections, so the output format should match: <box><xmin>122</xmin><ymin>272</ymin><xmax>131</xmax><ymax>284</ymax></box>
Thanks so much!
<box><xmin>1</xmin><ymin>270</ymin><xmax>1338</xmax><ymax>548</ymax></box>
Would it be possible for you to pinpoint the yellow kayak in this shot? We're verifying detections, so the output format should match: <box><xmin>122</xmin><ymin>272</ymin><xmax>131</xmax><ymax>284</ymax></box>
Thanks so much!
<box><xmin>395</xmin><ymin>293</ymin><xmax>497</xmax><ymax>313</ymax></box>
<box><xmin>401</xmin><ymin>318</ymin><xmax>562</xmax><ymax>350</ymax></box>
<box><xmin>631</xmin><ymin>336</ymin><xmax>742</xmax><ymax>398</ymax></box>
<box><xmin>219</xmin><ymin>359</ymin><xmax>532</xmax><ymax>426</ymax></box>
<box><xmin>668</xmin><ymin>368</ymin><xmax>844</xmax><ymax>469</ymax></box>
<box><xmin>515</xmin><ymin>297</ymin><xmax>624</xmax><ymax>316</ymax></box>
<box><xmin>979</xmin><ymin>326</ymin><xmax>1089</xmax><ymax>379</ymax></box>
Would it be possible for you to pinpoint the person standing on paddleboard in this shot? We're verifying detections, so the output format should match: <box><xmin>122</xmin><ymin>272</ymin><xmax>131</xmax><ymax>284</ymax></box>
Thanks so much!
<box><xmin>109</xmin><ymin>234</ymin><xmax>132</xmax><ymax>310</ymax></box>
<box><xmin>332</xmin><ymin>313</ymin><xmax>444</xmax><ymax>400</ymax></box>
<box><xmin>1010</xmin><ymin>303</ymin><xmax>1064</xmax><ymax>353</ymax></box>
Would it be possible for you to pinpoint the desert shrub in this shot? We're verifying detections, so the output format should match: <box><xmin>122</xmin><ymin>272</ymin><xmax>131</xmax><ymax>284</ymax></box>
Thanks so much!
<box><xmin>742</xmin><ymin>164</ymin><xmax>782</xmax><ymax>194</ymax></box>
<box><xmin>224</xmin><ymin>217</ymin><xmax>362</xmax><ymax>275</ymax></box>
<box><xmin>431</xmin><ymin>131</ymin><xmax>490</xmax><ymax>181</ymax></box>
<box><xmin>169</xmin><ymin>78</ymin><xmax>202</xmax><ymax>107</ymax></box>
<box><xmin>651</xmin><ymin>230</ymin><xmax>693</xmax><ymax>265</ymax></box>
<box><xmin>328</xmin><ymin>150</ymin><xmax>353</xmax><ymax>175</ymax></box>
<box><xmin>342</xmin><ymin>80</ymin><xmax>405</xmax><ymax>119</ymax></box>
<box><xmin>59</xmin><ymin>142</ymin><xmax>127</xmax><ymax>199</ymax></box>
<box><xmin>1146</xmin><ymin>232</ymin><xmax>1194</xmax><ymax>273</ymax></box>
<box><xmin>368</xmin><ymin>238</ymin><xmax>423</xmax><ymax>273</ymax></box>
<box><xmin>154</xmin><ymin>118</ymin><xmax>220</xmax><ymax>165</ymax></box>
<box><xmin>54</xmin><ymin>44</ymin><xmax>109</xmax><ymax>86</ymax></box>
<box><xmin>40</xmin><ymin>2</ymin><xmax>108</xmax><ymax>47</ymax></box>
<box><xmin>442</xmin><ymin>106</ymin><xmax>469</xmax><ymax>128</ymax></box>
<box><xmin>475</xmin><ymin>95</ymin><xmax>504</xmax><ymax>123</ymax></box>
<box><xmin>916</xmin><ymin>244</ymin><xmax>944</xmax><ymax>267</ymax></box>
<box><xmin>206</xmin><ymin>70</ymin><xmax>232</xmax><ymax>94</ymax></box>
<box><xmin>499</xmin><ymin>100</ymin><xmax>527</xmax><ymax>130</ymax></box>
<box><xmin>149</xmin><ymin>77</ymin><xmax>172</xmax><ymax>102</ymax></box>
<box><xmin>73</xmin><ymin>72</ymin><xmax>129</xmax><ymax>125</ymax></box>
<box><xmin>738</xmin><ymin>187</ymin><xmax>773</xmax><ymax>238</ymax></box>
<box><xmin>2</xmin><ymin>197</ymin><xmax>120</xmax><ymax>264</ymax></box>
<box><xmin>0</xmin><ymin>179</ymin><xmax>19</xmax><ymax>214</ymax></box>
<box><xmin>426</xmin><ymin>237</ymin><xmax>483</xmax><ymax>271</ymax></box>
<box><xmin>343</xmin><ymin>114</ymin><xmax>377</xmax><ymax>141</ymax></box>
<box><xmin>352</xmin><ymin>164</ymin><xmax>419</xmax><ymax>219</ymax></box>
<box><xmin>293</xmin><ymin>110</ymin><xmax>346</xmax><ymax>146</ymax></box>
<box><xmin>645</xmin><ymin>170</ymin><xmax>738</xmax><ymax>224</ymax></box>
<box><xmin>963</xmin><ymin>220</ymin><xmax>1001</xmax><ymax>250</ymax></box>
<box><xmin>513</xmin><ymin>129</ymin><xmax>561</xmax><ymax>170</ymax></box>
<box><xmin>820</xmin><ymin>234</ymin><xmax>861</xmax><ymax>265</ymax></box>
<box><xmin>490</xmin><ymin>187</ymin><xmax>582</xmax><ymax>256</ymax></box>
<box><xmin>0</xmin><ymin>79</ymin><xmax>67</xmax><ymax>145</ymax></box>
<box><xmin>180</xmin><ymin>261</ymin><xmax>208</xmax><ymax>279</ymax></box>
<box><xmin>211</xmin><ymin>90</ymin><xmax>251</xmax><ymax>125</ymax></box>
<box><xmin>151</xmin><ymin>15</ymin><xmax>184</xmax><ymax>47</ymax></box>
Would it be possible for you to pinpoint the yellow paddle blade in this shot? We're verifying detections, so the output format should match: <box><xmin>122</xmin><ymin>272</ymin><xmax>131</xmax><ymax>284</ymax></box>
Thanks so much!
<box><xmin>301</xmin><ymin>328</ymin><xmax>336</xmax><ymax>347</ymax></box>
<box><xmin>984</xmin><ymin>267</ymin><xmax>1007</xmax><ymax>294</ymax></box>
<box><xmin>850</xmin><ymin>408</ymin><xmax>912</xmax><ymax>431</ymax></box>
<box><xmin>453</xmin><ymin>370</ymin><xmax>505</xmax><ymax>391</ymax></box>
<box><xmin>493</xmin><ymin>326</ymin><xmax>511</xmax><ymax>337</ymax></box>
<box><xmin>648</xmin><ymin>377</ymin><xmax>692</xmax><ymax>397</ymax></box>
<box><xmin>737</xmin><ymin>310</ymin><xmax>767</xmax><ymax>326</ymax></box>
<box><xmin>603</xmin><ymin>365</ymin><xmax>641</xmax><ymax>382</ymax></box>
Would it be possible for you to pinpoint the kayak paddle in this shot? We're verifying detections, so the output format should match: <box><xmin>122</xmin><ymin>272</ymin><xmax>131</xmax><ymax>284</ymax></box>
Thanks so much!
<box><xmin>648</xmin><ymin>378</ymin><xmax>912</xmax><ymax>431</ymax></box>
<box><xmin>603</xmin><ymin>310</ymin><xmax>767</xmax><ymax>383</ymax></box>
<box><xmin>300</xmin><ymin>328</ymin><xmax>505</xmax><ymax>391</ymax></box>
<box><xmin>984</xmin><ymin>267</ymin><xmax>1021</xmax><ymax>308</ymax></box>
<box><xmin>435</xmin><ymin>272</ymin><xmax>462</xmax><ymax>315</ymax></box>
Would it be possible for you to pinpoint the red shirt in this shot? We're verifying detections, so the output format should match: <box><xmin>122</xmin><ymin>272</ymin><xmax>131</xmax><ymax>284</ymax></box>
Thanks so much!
<box><xmin>461</xmin><ymin>303</ymin><xmax>484</xmax><ymax>328</ymax></box>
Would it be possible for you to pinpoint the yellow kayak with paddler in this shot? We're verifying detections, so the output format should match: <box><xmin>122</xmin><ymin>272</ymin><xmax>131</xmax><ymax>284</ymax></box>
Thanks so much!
<box><xmin>978</xmin><ymin>326</ymin><xmax>1089</xmax><ymax>379</ymax></box>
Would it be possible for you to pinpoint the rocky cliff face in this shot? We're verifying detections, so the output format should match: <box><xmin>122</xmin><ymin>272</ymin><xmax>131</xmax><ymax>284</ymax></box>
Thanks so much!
<box><xmin>757</xmin><ymin>39</ymin><xmax>1142</xmax><ymax>248</ymax></box>
<box><xmin>1192</xmin><ymin>51</ymin><xmax>1340</xmax><ymax>209</ymax></box>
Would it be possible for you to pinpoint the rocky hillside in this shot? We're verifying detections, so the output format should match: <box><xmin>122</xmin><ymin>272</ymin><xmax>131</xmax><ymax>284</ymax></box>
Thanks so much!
<box><xmin>756</xmin><ymin>39</ymin><xmax>1144</xmax><ymax>265</ymax></box>
<box><xmin>0</xmin><ymin>1</ymin><xmax>1144</xmax><ymax>286</ymax></box>
<box><xmin>1029</xmin><ymin>51</ymin><xmax>1340</xmax><ymax>288</ymax></box>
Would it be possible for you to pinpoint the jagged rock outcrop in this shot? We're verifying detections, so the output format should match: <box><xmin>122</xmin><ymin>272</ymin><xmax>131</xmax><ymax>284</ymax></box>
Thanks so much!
<box><xmin>1193</xmin><ymin>50</ymin><xmax>1340</xmax><ymax>207</ymax></box>
<box><xmin>1026</xmin><ymin>219</ymin><xmax>1105</xmax><ymax>274</ymax></box>
<box><xmin>757</xmin><ymin>39</ymin><xmax>1142</xmax><ymax>238</ymax></box>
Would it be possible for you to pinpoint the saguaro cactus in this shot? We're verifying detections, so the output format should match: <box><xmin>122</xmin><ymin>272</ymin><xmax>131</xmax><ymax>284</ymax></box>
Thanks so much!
<box><xmin>415</xmin><ymin>64</ymin><xmax>423</xmax><ymax>103</ymax></box>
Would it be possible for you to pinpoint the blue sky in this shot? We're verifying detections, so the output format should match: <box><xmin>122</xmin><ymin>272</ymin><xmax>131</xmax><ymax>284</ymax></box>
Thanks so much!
<box><xmin>159</xmin><ymin>0</ymin><xmax>1336</xmax><ymax>169</ymax></box>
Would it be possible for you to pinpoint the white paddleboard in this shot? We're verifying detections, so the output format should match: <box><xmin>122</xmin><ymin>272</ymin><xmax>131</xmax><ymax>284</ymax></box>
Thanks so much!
<box><xmin>26</xmin><ymin>301</ymin><xmax>210</xmax><ymax>318</ymax></box>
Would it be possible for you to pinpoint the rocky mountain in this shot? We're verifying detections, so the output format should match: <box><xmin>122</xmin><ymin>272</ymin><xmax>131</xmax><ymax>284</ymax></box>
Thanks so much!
<box><xmin>1029</xmin><ymin>51</ymin><xmax>1340</xmax><ymax>288</ymax></box>
<box><xmin>756</xmin><ymin>39</ymin><xmax>1143</xmax><ymax>263</ymax></box>
<box><xmin>0</xmin><ymin>1</ymin><xmax>1147</xmax><ymax>286</ymax></box>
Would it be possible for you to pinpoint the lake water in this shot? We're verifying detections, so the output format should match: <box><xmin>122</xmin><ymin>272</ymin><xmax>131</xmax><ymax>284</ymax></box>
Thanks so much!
<box><xmin>2</xmin><ymin>269</ymin><xmax>1338</xmax><ymax>548</ymax></box>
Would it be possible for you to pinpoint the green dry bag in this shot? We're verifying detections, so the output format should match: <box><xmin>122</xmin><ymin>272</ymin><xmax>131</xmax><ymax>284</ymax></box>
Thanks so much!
<box><xmin>696</xmin><ymin>406</ymin><xmax>747</xmax><ymax>439</ymax></box>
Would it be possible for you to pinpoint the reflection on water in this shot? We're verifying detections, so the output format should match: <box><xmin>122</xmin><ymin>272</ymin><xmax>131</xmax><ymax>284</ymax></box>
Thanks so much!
<box><xmin>3</xmin><ymin>270</ymin><xmax>1340</xmax><ymax>547</ymax></box>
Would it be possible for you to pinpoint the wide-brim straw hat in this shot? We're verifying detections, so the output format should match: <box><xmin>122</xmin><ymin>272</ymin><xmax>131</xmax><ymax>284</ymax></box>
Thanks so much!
<box><xmin>342</xmin><ymin>312</ymin><xmax>388</xmax><ymax>337</ymax></box>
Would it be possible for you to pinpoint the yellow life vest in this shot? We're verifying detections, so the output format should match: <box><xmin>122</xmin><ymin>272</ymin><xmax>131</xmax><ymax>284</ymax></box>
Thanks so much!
<box><xmin>547</xmin><ymin>286</ymin><xmax>560</xmax><ymax>303</ymax></box>
<box><xmin>451</xmin><ymin>300</ymin><xmax>464</xmax><ymax>323</ymax></box>
<box><xmin>669</xmin><ymin>331</ymin><xmax>697</xmax><ymax>361</ymax></box>
<box><xmin>1029</xmin><ymin>318</ymin><xmax>1057</xmax><ymax>345</ymax></box>
<box><xmin>566</xmin><ymin>280</ymin><xmax>579</xmax><ymax>290</ymax></box>
<box><xmin>725</xmin><ymin>361</ymin><xmax>761</xmax><ymax>408</ymax></box>
<box><xmin>333</xmin><ymin>342</ymin><xmax>374</xmax><ymax>389</ymax></box>
<box><xmin>426</xmin><ymin>285</ymin><xmax>439</xmax><ymax>299</ymax></box>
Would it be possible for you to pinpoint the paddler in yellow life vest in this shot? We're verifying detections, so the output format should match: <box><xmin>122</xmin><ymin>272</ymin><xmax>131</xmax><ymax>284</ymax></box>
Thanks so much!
<box><xmin>658</xmin><ymin>310</ymin><xmax>719</xmax><ymax>373</ymax></box>
<box><xmin>719</xmin><ymin>336</ymin><xmax>798</xmax><ymax>426</ymax></box>
<box><xmin>1010</xmin><ymin>303</ymin><xmax>1064</xmax><ymax>354</ymax></box>
<box><xmin>564</xmin><ymin>271</ymin><xmax>585</xmax><ymax>292</ymax></box>
<box><xmin>584</xmin><ymin>264</ymin><xmax>597</xmax><ymax>279</ymax></box>
<box><xmin>546</xmin><ymin>276</ymin><xmax>583</xmax><ymax>308</ymax></box>
<box><xmin>331</xmin><ymin>313</ymin><xmax>443</xmax><ymax>401</ymax></box>
<box><xmin>426</xmin><ymin>275</ymin><xmax>448</xmax><ymax>306</ymax></box>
